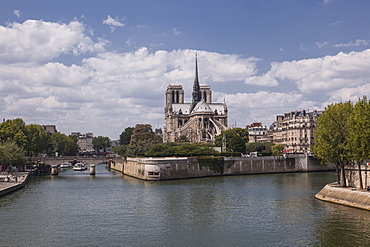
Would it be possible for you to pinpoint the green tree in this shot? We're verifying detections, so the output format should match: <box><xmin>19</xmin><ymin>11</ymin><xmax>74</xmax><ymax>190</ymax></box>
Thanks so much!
<box><xmin>312</xmin><ymin>101</ymin><xmax>353</xmax><ymax>186</ymax></box>
<box><xmin>271</xmin><ymin>144</ymin><xmax>285</xmax><ymax>156</ymax></box>
<box><xmin>92</xmin><ymin>136</ymin><xmax>111</xmax><ymax>153</ymax></box>
<box><xmin>119</xmin><ymin>127</ymin><xmax>134</xmax><ymax>145</ymax></box>
<box><xmin>129</xmin><ymin>124</ymin><xmax>158</xmax><ymax>156</ymax></box>
<box><xmin>25</xmin><ymin>124</ymin><xmax>51</xmax><ymax>156</ymax></box>
<box><xmin>215</xmin><ymin>128</ymin><xmax>248</xmax><ymax>151</ymax></box>
<box><xmin>346</xmin><ymin>96</ymin><xmax>370</xmax><ymax>189</ymax></box>
<box><xmin>51</xmin><ymin>132</ymin><xmax>79</xmax><ymax>156</ymax></box>
<box><xmin>229</xmin><ymin>135</ymin><xmax>246</xmax><ymax>153</ymax></box>
<box><xmin>0</xmin><ymin>140</ymin><xmax>28</xmax><ymax>169</ymax></box>
<box><xmin>0</xmin><ymin>118</ymin><xmax>27</xmax><ymax>148</ymax></box>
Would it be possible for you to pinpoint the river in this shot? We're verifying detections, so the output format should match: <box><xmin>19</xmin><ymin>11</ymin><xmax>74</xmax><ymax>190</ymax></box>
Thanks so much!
<box><xmin>1</xmin><ymin>164</ymin><xmax>369</xmax><ymax>246</ymax></box>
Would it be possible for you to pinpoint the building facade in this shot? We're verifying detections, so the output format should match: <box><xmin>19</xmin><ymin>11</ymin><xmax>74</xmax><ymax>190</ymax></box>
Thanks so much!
<box><xmin>272</xmin><ymin>110</ymin><xmax>322</xmax><ymax>154</ymax></box>
<box><xmin>71</xmin><ymin>132</ymin><xmax>94</xmax><ymax>151</ymax></box>
<box><xmin>163</xmin><ymin>56</ymin><xmax>228</xmax><ymax>143</ymax></box>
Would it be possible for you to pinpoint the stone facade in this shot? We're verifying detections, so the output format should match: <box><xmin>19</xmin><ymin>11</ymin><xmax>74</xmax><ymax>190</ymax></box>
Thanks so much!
<box><xmin>272</xmin><ymin>110</ymin><xmax>322</xmax><ymax>154</ymax></box>
<box><xmin>163</xmin><ymin>56</ymin><xmax>228</xmax><ymax>143</ymax></box>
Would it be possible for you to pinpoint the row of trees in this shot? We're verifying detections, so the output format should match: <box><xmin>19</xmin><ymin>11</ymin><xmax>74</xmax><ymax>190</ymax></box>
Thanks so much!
<box><xmin>312</xmin><ymin>96</ymin><xmax>370</xmax><ymax>188</ymax></box>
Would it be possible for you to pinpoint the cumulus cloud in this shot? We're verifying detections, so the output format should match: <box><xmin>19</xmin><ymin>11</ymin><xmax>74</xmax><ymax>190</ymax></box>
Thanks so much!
<box><xmin>0</xmin><ymin>20</ymin><xmax>108</xmax><ymax>64</ymax></box>
<box><xmin>13</xmin><ymin>10</ymin><xmax>21</xmax><ymax>17</ymax></box>
<box><xmin>103</xmin><ymin>15</ymin><xmax>125</xmax><ymax>32</ymax></box>
<box><xmin>246</xmin><ymin>49</ymin><xmax>370</xmax><ymax>93</ymax></box>
<box><xmin>334</xmin><ymin>39</ymin><xmax>368</xmax><ymax>47</ymax></box>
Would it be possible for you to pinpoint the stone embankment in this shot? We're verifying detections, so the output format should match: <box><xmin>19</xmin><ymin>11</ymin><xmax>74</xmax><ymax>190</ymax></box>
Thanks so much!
<box><xmin>0</xmin><ymin>172</ymin><xmax>29</xmax><ymax>197</ymax></box>
<box><xmin>108</xmin><ymin>154</ymin><xmax>336</xmax><ymax>181</ymax></box>
<box><xmin>315</xmin><ymin>183</ymin><xmax>370</xmax><ymax>210</ymax></box>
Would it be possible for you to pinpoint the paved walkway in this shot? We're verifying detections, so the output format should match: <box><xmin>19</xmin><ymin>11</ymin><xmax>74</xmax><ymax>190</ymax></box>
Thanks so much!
<box><xmin>0</xmin><ymin>172</ymin><xmax>29</xmax><ymax>197</ymax></box>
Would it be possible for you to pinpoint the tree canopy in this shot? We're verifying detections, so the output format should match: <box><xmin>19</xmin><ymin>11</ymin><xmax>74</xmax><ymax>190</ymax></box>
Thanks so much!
<box><xmin>312</xmin><ymin>101</ymin><xmax>353</xmax><ymax>186</ymax></box>
<box><xmin>92</xmin><ymin>136</ymin><xmax>111</xmax><ymax>153</ymax></box>
<box><xmin>215</xmin><ymin>128</ymin><xmax>248</xmax><ymax>153</ymax></box>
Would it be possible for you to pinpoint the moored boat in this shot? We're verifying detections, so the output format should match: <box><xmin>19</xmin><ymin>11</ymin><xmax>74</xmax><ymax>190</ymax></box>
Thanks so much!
<box><xmin>72</xmin><ymin>163</ymin><xmax>88</xmax><ymax>171</ymax></box>
<box><xmin>60</xmin><ymin>162</ymin><xmax>72</xmax><ymax>169</ymax></box>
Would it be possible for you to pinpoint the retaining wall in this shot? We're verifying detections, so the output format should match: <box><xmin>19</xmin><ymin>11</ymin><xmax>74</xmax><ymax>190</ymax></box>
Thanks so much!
<box><xmin>108</xmin><ymin>155</ymin><xmax>335</xmax><ymax>181</ymax></box>
<box><xmin>315</xmin><ymin>183</ymin><xmax>370</xmax><ymax>210</ymax></box>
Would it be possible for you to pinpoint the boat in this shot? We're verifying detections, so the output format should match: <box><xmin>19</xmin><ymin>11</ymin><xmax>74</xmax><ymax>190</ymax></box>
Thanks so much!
<box><xmin>60</xmin><ymin>162</ymin><xmax>72</xmax><ymax>169</ymax></box>
<box><xmin>72</xmin><ymin>163</ymin><xmax>88</xmax><ymax>171</ymax></box>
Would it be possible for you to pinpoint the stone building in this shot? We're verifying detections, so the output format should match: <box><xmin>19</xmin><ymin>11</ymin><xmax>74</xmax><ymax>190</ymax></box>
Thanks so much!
<box><xmin>71</xmin><ymin>132</ymin><xmax>94</xmax><ymax>151</ymax></box>
<box><xmin>246</xmin><ymin>123</ymin><xmax>273</xmax><ymax>143</ymax></box>
<box><xmin>163</xmin><ymin>56</ymin><xmax>228</xmax><ymax>143</ymax></box>
<box><xmin>272</xmin><ymin>110</ymin><xmax>322</xmax><ymax>154</ymax></box>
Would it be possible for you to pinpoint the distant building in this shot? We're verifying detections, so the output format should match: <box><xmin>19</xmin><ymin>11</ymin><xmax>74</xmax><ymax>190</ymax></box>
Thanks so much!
<box><xmin>247</xmin><ymin>123</ymin><xmax>273</xmax><ymax>143</ymax></box>
<box><xmin>272</xmin><ymin>110</ymin><xmax>322</xmax><ymax>154</ymax></box>
<box><xmin>163</xmin><ymin>55</ymin><xmax>228</xmax><ymax>143</ymax></box>
<box><xmin>40</xmin><ymin>125</ymin><xmax>57</xmax><ymax>135</ymax></box>
<box><xmin>71</xmin><ymin>132</ymin><xmax>94</xmax><ymax>151</ymax></box>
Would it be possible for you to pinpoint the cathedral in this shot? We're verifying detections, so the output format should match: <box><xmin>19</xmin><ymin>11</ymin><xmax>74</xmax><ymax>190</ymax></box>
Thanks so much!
<box><xmin>163</xmin><ymin>55</ymin><xmax>228</xmax><ymax>143</ymax></box>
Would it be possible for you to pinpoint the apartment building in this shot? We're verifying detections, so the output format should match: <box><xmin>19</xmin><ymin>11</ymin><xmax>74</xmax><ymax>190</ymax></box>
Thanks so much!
<box><xmin>272</xmin><ymin>110</ymin><xmax>322</xmax><ymax>154</ymax></box>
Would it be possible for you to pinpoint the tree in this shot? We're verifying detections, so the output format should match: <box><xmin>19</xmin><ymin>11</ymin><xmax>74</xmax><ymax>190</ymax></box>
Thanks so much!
<box><xmin>312</xmin><ymin>101</ymin><xmax>353</xmax><ymax>186</ymax></box>
<box><xmin>229</xmin><ymin>135</ymin><xmax>246</xmax><ymax>153</ymax></box>
<box><xmin>92</xmin><ymin>136</ymin><xmax>111</xmax><ymax>153</ymax></box>
<box><xmin>119</xmin><ymin>127</ymin><xmax>134</xmax><ymax>145</ymax></box>
<box><xmin>0</xmin><ymin>118</ymin><xmax>27</xmax><ymax>148</ymax></box>
<box><xmin>346</xmin><ymin>96</ymin><xmax>370</xmax><ymax>189</ymax></box>
<box><xmin>215</xmin><ymin>128</ymin><xmax>249</xmax><ymax>152</ymax></box>
<box><xmin>0</xmin><ymin>140</ymin><xmax>28</xmax><ymax>169</ymax></box>
<box><xmin>51</xmin><ymin>132</ymin><xmax>79</xmax><ymax>156</ymax></box>
<box><xmin>129</xmin><ymin>124</ymin><xmax>157</xmax><ymax>156</ymax></box>
<box><xmin>25</xmin><ymin>124</ymin><xmax>51</xmax><ymax>156</ymax></box>
<box><xmin>272</xmin><ymin>144</ymin><xmax>285</xmax><ymax>156</ymax></box>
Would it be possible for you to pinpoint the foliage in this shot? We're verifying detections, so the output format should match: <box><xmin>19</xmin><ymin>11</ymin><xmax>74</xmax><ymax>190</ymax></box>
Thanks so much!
<box><xmin>312</xmin><ymin>101</ymin><xmax>353</xmax><ymax>186</ymax></box>
<box><xmin>119</xmin><ymin>127</ymin><xmax>134</xmax><ymax>145</ymax></box>
<box><xmin>215</xmin><ymin>128</ymin><xmax>248</xmax><ymax>152</ymax></box>
<box><xmin>51</xmin><ymin>132</ymin><xmax>79</xmax><ymax>156</ymax></box>
<box><xmin>271</xmin><ymin>144</ymin><xmax>285</xmax><ymax>156</ymax></box>
<box><xmin>25</xmin><ymin>124</ymin><xmax>51</xmax><ymax>156</ymax></box>
<box><xmin>229</xmin><ymin>135</ymin><xmax>246</xmax><ymax>153</ymax></box>
<box><xmin>346</xmin><ymin>96</ymin><xmax>370</xmax><ymax>165</ymax></box>
<box><xmin>0</xmin><ymin>140</ymin><xmax>28</xmax><ymax>167</ymax></box>
<box><xmin>128</xmin><ymin>124</ymin><xmax>162</xmax><ymax>156</ymax></box>
<box><xmin>92</xmin><ymin>136</ymin><xmax>111</xmax><ymax>152</ymax></box>
<box><xmin>198</xmin><ymin>157</ymin><xmax>224</xmax><ymax>174</ymax></box>
<box><xmin>246</xmin><ymin>142</ymin><xmax>274</xmax><ymax>155</ymax></box>
<box><xmin>145</xmin><ymin>143</ymin><xmax>219</xmax><ymax>157</ymax></box>
<box><xmin>0</xmin><ymin>118</ymin><xmax>27</xmax><ymax>148</ymax></box>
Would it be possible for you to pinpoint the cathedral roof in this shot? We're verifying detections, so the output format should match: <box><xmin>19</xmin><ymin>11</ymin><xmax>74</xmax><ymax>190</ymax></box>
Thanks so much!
<box><xmin>191</xmin><ymin>100</ymin><xmax>213</xmax><ymax>113</ymax></box>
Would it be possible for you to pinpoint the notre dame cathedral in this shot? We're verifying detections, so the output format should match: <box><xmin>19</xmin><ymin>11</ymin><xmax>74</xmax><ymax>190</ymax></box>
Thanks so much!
<box><xmin>163</xmin><ymin>55</ymin><xmax>228</xmax><ymax>143</ymax></box>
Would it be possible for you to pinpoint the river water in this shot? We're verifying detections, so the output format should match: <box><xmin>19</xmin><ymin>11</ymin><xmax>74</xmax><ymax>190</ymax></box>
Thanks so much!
<box><xmin>1</xmin><ymin>164</ymin><xmax>370</xmax><ymax>246</ymax></box>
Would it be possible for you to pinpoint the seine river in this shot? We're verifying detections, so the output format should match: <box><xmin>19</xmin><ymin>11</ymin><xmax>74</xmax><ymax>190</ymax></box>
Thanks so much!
<box><xmin>1</xmin><ymin>164</ymin><xmax>370</xmax><ymax>246</ymax></box>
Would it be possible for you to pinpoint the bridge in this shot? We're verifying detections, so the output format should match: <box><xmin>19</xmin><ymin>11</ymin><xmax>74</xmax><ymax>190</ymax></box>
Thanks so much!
<box><xmin>28</xmin><ymin>156</ymin><xmax>124</xmax><ymax>166</ymax></box>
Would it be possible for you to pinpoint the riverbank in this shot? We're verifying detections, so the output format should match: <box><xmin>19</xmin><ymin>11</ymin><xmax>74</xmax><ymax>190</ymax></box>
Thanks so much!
<box><xmin>0</xmin><ymin>172</ymin><xmax>29</xmax><ymax>197</ymax></box>
<box><xmin>315</xmin><ymin>183</ymin><xmax>370</xmax><ymax>210</ymax></box>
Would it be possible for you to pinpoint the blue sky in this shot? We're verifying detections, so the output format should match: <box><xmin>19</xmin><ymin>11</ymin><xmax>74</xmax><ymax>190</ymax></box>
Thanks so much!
<box><xmin>1</xmin><ymin>0</ymin><xmax>370</xmax><ymax>139</ymax></box>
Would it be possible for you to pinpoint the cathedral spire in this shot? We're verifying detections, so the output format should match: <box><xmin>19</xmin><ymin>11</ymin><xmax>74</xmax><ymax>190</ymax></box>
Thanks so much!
<box><xmin>191</xmin><ymin>53</ymin><xmax>201</xmax><ymax>111</ymax></box>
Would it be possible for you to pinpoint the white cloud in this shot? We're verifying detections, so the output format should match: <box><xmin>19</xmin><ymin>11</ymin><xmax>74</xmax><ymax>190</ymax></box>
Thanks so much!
<box><xmin>172</xmin><ymin>28</ymin><xmax>181</xmax><ymax>35</ymax></box>
<box><xmin>13</xmin><ymin>10</ymin><xmax>21</xmax><ymax>17</ymax></box>
<box><xmin>0</xmin><ymin>20</ymin><xmax>108</xmax><ymax>64</ymax></box>
<box><xmin>103</xmin><ymin>15</ymin><xmax>125</xmax><ymax>32</ymax></box>
<box><xmin>247</xmin><ymin>49</ymin><xmax>370</xmax><ymax>93</ymax></box>
<box><xmin>316</xmin><ymin>41</ymin><xmax>330</xmax><ymax>48</ymax></box>
<box><xmin>334</xmin><ymin>39</ymin><xmax>368</xmax><ymax>47</ymax></box>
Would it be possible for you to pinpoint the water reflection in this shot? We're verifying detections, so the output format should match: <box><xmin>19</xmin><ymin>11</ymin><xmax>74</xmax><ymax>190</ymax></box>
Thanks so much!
<box><xmin>0</xmin><ymin>169</ymin><xmax>369</xmax><ymax>246</ymax></box>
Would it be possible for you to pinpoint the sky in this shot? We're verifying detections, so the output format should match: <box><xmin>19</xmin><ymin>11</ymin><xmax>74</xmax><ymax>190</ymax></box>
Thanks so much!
<box><xmin>1</xmin><ymin>0</ymin><xmax>370</xmax><ymax>140</ymax></box>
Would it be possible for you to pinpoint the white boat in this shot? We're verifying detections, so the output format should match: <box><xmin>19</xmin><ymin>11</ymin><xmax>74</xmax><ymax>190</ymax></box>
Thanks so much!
<box><xmin>73</xmin><ymin>163</ymin><xmax>88</xmax><ymax>171</ymax></box>
<box><xmin>60</xmin><ymin>162</ymin><xmax>72</xmax><ymax>168</ymax></box>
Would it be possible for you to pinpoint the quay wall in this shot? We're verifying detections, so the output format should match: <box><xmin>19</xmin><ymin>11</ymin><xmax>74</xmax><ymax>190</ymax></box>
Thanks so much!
<box><xmin>315</xmin><ymin>183</ymin><xmax>370</xmax><ymax>210</ymax></box>
<box><xmin>108</xmin><ymin>155</ymin><xmax>335</xmax><ymax>181</ymax></box>
<box><xmin>344</xmin><ymin>164</ymin><xmax>370</xmax><ymax>189</ymax></box>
